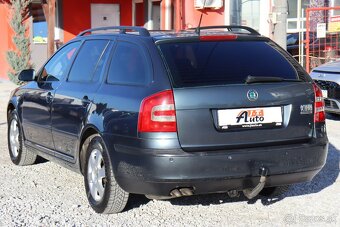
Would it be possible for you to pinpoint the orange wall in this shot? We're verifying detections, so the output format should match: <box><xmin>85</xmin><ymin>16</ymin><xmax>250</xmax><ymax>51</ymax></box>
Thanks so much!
<box><xmin>63</xmin><ymin>0</ymin><xmax>132</xmax><ymax>42</ymax></box>
<box><xmin>0</xmin><ymin>3</ymin><xmax>15</xmax><ymax>80</ymax></box>
<box><xmin>182</xmin><ymin>0</ymin><xmax>224</xmax><ymax>29</ymax></box>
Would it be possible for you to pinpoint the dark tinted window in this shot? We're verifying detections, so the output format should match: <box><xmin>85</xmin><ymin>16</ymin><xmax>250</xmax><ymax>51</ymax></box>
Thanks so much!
<box><xmin>68</xmin><ymin>40</ymin><xmax>109</xmax><ymax>82</ymax></box>
<box><xmin>39</xmin><ymin>42</ymin><xmax>80</xmax><ymax>82</ymax></box>
<box><xmin>159</xmin><ymin>41</ymin><xmax>298</xmax><ymax>88</ymax></box>
<box><xmin>107</xmin><ymin>41</ymin><xmax>150</xmax><ymax>85</ymax></box>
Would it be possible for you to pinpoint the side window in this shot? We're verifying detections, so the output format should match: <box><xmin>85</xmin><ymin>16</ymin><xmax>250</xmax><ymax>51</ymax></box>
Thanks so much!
<box><xmin>92</xmin><ymin>42</ymin><xmax>111</xmax><ymax>82</ymax></box>
<box><xmin>39</xmin><ymin>42</ymin><xmax>80</xmax><ymax>82</ymax></box>
<box><xmin>68</xmin><ymin>40</ymin><xmax>109</xmax><ymax>82</ymax></box>
<box><xmin>107</xmin><ymin>41</ymin><xmax>150</xmax><ymax>85</ymax></box>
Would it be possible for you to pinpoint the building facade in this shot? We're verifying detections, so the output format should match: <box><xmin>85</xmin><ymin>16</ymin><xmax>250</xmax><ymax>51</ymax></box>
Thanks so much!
<box><xmin>0</xmin><ymin>0</ymin><xmax>336</xmax><ymax>79</ymax></box>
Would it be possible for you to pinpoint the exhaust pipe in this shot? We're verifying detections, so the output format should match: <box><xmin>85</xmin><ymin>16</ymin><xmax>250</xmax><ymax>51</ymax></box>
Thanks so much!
<box><xmin>146</xmin><ymin>187</ymin><xmax>194</xmax><ymax>200</ymax></box>
<box><xmin>170</xmin><ymin>187</ymin><xmax>194</xmax><ymax>198</ymax></box>
<box><xmin>243</xmin><ymin>166</ymin><xmax>268</xmax><ymax>199</ymax></box>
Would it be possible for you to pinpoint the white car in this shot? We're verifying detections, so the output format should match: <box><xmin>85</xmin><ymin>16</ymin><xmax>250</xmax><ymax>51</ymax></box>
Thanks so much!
<box><xmin>310</xmin><ymin>61</ymin><xmax>340</xmax><ymax>115</ymax></box>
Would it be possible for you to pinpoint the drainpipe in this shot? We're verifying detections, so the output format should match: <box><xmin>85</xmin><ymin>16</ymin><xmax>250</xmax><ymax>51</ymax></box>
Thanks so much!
<box><xmin>175</xmin><ymin>0</ymin><xmax>181</xmax><ymax>31</ymax></box>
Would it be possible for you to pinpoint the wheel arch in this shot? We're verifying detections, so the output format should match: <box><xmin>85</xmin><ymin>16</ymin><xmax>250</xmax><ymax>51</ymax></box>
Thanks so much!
<box><xmin>7</xmin><ymin>102</ymin><xmax>15</xmax><ymax>118</ymax></box>
<box><xmin>78</xmin><ymin>125</ymin><xmax>101</xmax><ymax>174</ymax></box>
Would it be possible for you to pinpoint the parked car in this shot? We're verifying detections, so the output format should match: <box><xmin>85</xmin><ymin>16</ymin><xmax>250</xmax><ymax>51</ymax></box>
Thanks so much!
<box><xmin>310</xmin><ymin>60</ymin><xmax>340</xmax><ymax>115</ymax></box>
<box><xmin>287</xmin><ymin>32</ymin><xmax>315</xmax><ymax>60</ymax></box>
<box><xmin>7</xmin><ymin>26</ymin><xmax>328</xmax><ymax>214</ymax></box>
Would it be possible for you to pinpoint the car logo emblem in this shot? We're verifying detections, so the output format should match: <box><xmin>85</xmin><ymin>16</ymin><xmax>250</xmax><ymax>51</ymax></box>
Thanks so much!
<box><xmin>247</xmin><ymin>90</ymin><xmax>258</xmax><ymax>101</ymax></box>
<box><xmin>319</xmin><ymin>74</ymin><xmax>326</xmax><ymax>78</ymax></box>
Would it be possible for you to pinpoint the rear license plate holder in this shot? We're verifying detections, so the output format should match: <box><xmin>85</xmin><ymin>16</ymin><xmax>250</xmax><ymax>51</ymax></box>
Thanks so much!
<box><xmin>217</xmin><ymin>106</ymin><xmax>283</xmax><ymax>130</ymax></box>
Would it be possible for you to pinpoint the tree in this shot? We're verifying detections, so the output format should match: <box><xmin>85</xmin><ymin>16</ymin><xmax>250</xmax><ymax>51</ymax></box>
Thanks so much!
<box><xmin>6</xmin><ymin>0</ymin><xmax>32</xmax><ymax>84</ymax></box>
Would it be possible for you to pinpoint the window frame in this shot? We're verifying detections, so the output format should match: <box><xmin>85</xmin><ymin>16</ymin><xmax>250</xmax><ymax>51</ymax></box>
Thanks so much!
<box><xmin>105</xmin><ymin>40</ymin><xmax>153</xmax><ymax>87</ymax></box>
<box><xmin>66</xmin><ymin>39</ymin><xmax>111</xmax><ymax>84</ymax></box>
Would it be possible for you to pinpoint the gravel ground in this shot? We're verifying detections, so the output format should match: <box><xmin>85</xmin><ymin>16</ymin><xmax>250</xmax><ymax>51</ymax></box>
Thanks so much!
<box><xmin>0</xmin><ymin>81</ymin><xmax>339</xmax><ymax>226</ymax></box>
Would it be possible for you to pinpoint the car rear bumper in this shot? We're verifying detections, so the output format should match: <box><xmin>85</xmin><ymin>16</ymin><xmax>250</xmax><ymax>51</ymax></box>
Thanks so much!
<box><xmin>110</xmin><ymin>138</ymin><xmax>328</xmax><ymax>196</ymax></box>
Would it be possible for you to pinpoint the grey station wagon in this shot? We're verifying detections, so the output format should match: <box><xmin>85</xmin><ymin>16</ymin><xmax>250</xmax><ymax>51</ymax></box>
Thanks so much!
<box><xmin>7</xmin><ymin>26</ymin><xmax>328</xmax><ymax>213</ymax></box>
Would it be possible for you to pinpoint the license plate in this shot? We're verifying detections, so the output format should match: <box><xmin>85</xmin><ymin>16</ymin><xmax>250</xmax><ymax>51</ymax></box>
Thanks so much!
<box><xmin>217</xmin><ymin>107</ymin><xmax>282</xmax><ymax>130</ymax></box>
<box><xmin>322</xmin><ymin>90</ymin><xmax>328</xmax><ymax>98</ymax></box>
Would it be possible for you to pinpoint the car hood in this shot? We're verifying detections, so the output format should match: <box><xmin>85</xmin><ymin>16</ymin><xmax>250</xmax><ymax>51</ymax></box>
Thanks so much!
<box><xmin>312</xmin><ymin>60</ymin><xmax>340</xmax><ymax>73</ymax></box>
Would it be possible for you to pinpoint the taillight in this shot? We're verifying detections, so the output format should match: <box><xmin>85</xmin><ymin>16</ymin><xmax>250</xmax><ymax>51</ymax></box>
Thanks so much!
<box><xmin>313</xmin><ymin>83</ymin><xmax>325</xmax><ymax>123</ymax></box>
<box><xmin>138</xmin><ymin>90</ymin><xmax>177</xmax><ymax>132</ymax></box>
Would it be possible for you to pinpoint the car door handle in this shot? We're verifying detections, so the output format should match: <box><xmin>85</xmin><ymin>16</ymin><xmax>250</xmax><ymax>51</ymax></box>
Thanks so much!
<box><xmin>82</xmin><ymin>96</ymin><xmax>91</xmax><ymax>107</ymax></box>
<box><xmin>46</xmin><ymin>92</ymin><xmax>54</xmax><ymax>103</ymax></box>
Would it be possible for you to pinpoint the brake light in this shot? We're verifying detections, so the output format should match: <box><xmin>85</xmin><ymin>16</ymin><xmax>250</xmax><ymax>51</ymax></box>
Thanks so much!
<box><xmin>138</xmin><ymin>90</ymin><xmax>177</xmax><ymax>132</ymax></box>
<box><xmin>199</xmin><ymin>35</ymin><xmax>237</xmax><ymax>41</ymax></box>
<box><xmin>313</xmin><ymin>83</ymin><xmax>325</xmax><ymax>123</ymax></box>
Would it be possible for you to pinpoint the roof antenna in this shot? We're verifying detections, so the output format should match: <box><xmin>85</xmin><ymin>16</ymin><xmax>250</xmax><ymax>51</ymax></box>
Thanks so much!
<box><xmin>195</xmin><ymin>0</ymin><xmax>207</xmax><ymax>35</ymax></box>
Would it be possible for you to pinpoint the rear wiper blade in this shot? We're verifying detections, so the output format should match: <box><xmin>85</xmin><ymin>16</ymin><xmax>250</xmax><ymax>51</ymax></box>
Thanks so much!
<box><xmin>245</xmin><ymin>76</ymin><xmax>301</xmax><ymax>84</ymax></box>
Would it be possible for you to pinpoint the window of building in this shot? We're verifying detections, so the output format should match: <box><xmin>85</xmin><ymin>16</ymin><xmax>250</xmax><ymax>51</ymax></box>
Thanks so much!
<box><xmin>107</xmin><ymin>41</ymin><xmax>150</xmax><ymax>85</ymax></box>
<box><xmin>230</xmin><ymin>0</ymin><xmax>260</xmax><ymax>31</ymax></box>
<box><xmin>68</xmin><ymin>40</ymin><xmax>109</xmax><ymax>82</ymax></box>
<box><xmin>287</xmin><ymin>0</ymin><xmax>310</xmax><ymax>32</ymax></box>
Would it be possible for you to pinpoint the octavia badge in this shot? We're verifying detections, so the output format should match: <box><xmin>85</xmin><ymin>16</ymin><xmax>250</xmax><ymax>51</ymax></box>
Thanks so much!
<box><xmin>247</xmin><ymin>90</ymin><xmax>258</xmax><ymax>101</ymax></box>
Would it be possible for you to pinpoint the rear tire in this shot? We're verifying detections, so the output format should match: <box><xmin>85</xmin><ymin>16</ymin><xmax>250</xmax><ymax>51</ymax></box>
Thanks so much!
<box><xmin>84</xmin><ymin>134</ymin><xmax>129</xmax><ymax>214</ymax></box>
<box><xmin>7</xmin><ymin>110</ymin><xmax>37</xmax><ymax>166</ymax></box>
<box><xmin>260</xmin><ymin>185</ymin><xmax>290</xmax><ymax>197</ymax></box>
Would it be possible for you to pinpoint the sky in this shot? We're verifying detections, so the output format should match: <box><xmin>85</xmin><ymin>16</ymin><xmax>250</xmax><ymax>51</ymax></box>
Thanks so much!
<box><xmin>33</xmin><ymin>21</ymin><xmax>47</xmax><ymax>37</ymax></box>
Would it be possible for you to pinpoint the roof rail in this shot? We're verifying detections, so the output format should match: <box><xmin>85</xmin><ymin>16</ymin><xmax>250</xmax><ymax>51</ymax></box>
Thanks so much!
<box><xmin>78</xmin><ymin>26</ymin><xmax>151</xmax><ymax>37</ymax></box>
<box><xmin>194</xmin><ymin>26</ymin><xmax>260</xmax><ymax>36</ymax></box>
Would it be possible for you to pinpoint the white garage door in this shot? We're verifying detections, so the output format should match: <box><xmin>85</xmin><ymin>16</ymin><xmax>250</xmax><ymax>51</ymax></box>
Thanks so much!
<box><xmin>91</xmin><ymin>4</ymin><xmax>120</xmax><ymax>28</ymax></box>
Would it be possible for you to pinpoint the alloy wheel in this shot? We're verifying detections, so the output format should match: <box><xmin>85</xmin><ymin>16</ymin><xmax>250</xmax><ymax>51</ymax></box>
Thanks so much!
<box><xmin>87</xmin><ymin>148</ymin><xmax>106</xmax><ymax>202</ymax></box>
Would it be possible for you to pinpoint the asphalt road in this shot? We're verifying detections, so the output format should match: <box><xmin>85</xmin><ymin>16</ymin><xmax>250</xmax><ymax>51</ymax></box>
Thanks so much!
<box><xmin>0</xmin><ymin>81</ymin><xmax>339</xmax><ymax>226</ymax></box>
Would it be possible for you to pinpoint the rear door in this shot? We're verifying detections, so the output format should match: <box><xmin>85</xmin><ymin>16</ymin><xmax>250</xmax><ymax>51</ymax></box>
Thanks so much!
<box><xmin>158</xmin><ymin>39</ymin><xmax>315</xmax><ymax>151</ymax></box>
<box><xmin>51</xmin><ymin>39</ymin><xmax>111</xmax><ymax>160</ymax></box>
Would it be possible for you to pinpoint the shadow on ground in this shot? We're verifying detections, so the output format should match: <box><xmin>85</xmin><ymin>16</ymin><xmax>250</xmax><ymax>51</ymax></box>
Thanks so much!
<box><xmin>125</xmin><ymin>143</ymin><xmax>339</xmax><ymax>210</ymax></box>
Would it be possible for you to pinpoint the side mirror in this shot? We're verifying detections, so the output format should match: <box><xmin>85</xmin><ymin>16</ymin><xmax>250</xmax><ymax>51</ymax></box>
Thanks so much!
<box><xmin>18</xmin><ymin>69</ymin><xmax>35</xmax><ymax>82</ymax></box>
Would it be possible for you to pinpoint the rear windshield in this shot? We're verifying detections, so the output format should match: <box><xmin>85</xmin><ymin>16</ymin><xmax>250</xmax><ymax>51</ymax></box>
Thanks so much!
<box><xmin>158</xmin><ymin>41</ymin><xmax>298</xmax><ymax>88</ymax></box>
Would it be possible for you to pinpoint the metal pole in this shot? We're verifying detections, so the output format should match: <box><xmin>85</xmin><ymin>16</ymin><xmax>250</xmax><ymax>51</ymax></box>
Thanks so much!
<box><xmin>301</xmin><ymin>9</ymin><xmax>304</xmax><ymax>67</ymax></box>
<box><xmin>273</xmin><ymin>0</ymin><xmax>288</xmax><ymax>49</ymax></box>
<box><xmin>306</xmin><ymin>8</ymin><xmax>310</xmax><ymax>73</ymax></box>
<box><xmin>297</xmin><ymin>0</ymin><xmax>302</xmax><ymax>63</ymax></box>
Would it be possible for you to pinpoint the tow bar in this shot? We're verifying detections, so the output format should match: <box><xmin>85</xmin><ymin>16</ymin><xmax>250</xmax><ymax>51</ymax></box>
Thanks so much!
<box><xmin>243</xmin><ymin>166</ymin><xmax>268</xmax><ymax>199</ymax></box>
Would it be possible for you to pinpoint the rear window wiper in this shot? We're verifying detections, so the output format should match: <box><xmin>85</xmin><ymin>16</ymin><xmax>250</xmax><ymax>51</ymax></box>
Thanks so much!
<box><xmin>245</xmin><ymin>76</ymin><xmax>301</xmax><ymax>84</ymax></box>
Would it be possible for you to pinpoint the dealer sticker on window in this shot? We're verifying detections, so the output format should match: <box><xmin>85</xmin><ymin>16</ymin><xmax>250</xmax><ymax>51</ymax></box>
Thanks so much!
<box><xmin>217</xmin><ymin>107</ymin><xmax>283</xmax><ymax>130</ymax></box>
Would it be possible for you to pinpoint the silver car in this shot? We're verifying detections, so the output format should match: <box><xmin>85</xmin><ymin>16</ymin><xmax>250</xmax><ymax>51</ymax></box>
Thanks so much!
<box><xmin>311</xmin><ymin>61</ymin><xmax>340</xmax><ymax>115</ymax></box>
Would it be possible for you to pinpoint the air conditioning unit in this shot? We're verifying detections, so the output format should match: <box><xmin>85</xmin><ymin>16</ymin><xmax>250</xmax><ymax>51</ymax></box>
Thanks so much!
<box><xmin>194</xmin><ymin>0</ymin><xmax>223</xmax><ymax>9</ymax></box>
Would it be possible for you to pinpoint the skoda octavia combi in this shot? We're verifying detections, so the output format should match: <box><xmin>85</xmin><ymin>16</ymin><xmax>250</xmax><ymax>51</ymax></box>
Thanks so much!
<box><xmin>7</xmin><ymin>26</ymin><xmax>328</xmax><ymax>213</ymax></box>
